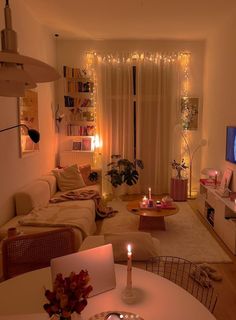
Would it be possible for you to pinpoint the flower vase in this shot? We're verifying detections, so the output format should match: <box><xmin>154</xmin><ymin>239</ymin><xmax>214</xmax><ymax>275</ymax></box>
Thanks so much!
<box><xmin>176</xmin><ymin>168</ymin><xmax>182</xmax><ymax>179</ymax></box>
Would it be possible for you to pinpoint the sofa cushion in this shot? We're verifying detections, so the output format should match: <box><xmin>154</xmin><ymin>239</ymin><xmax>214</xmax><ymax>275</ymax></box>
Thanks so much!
<box><xmin>52</xmin><ymin>164</ymin><xmax>86</xmax><ymax>192</ymax></box>
<box><xmin>14</xmin><ymin>180</ymin><xmax>51</xmax><ymax>215</ymax></box>
<box><xmin>80</xmin><ymin>232</ymin><xmax>160</xmax><ymax>261</ymax></box>
<box><xmin>79</xmin><ymin>164</ymin><xmax>96</xmax><ymax>186</ymax></box>
<box><xmin>104</xmin><ymin>232</ymin><xmax>160</xmax><ymax>261</ymax></box>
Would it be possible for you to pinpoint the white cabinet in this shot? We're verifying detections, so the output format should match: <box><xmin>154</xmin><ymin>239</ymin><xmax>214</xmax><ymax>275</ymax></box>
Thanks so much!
<box><xmin>197</xmin><ymin>183</ymin><xmax>236</xmax><ymax>254</ymax></box>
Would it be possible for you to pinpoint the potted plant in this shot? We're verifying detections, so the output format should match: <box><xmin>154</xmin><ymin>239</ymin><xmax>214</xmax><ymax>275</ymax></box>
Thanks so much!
<box><xmin>106</xmin><ymin>154</ymin><xmax>144</xmax><ymax>188</ymax></box>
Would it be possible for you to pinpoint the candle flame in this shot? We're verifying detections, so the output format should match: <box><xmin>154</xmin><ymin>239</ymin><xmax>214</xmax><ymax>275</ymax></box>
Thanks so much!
<box><xmin>127</xmin><ymin>244</ymin><xmax>132</xmax><ymax>253</ymax></box>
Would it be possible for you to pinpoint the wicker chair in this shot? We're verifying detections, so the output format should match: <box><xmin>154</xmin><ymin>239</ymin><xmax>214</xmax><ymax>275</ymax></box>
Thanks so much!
<box><xmin>146</xmin><ymin>256</ymin><xmax>218</xmax><ymax>313</ymax></box>
<box><xmin>2</xmin><ymin>228</ymin><xmax>76</xmax><ymax>280</ymax></box>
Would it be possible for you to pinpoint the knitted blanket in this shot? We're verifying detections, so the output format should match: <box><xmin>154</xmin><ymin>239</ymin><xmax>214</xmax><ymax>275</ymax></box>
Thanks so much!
<box><xmin>50</xmin><ymin>190</ymin><xmax>117</xmax><ymax>219</ymax></box>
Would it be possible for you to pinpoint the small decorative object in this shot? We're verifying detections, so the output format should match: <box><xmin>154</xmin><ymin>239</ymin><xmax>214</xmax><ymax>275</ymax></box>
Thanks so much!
<box><xmin>147</xmin><ymin>199</ymin><xmax>154</xmax><ymax>208</ymax></box>
<box><xmin>44</xmin><ymin>270</ymin><xmax>93</xmax><ymax>320</ymax></box>
<box><xmin>162</xmin><ymin>195</ymin><xmax>173</xmax><ymax>207</ymax></box>
<box><xmin>171</xmin><ymin>159</ymin><xmax>188</xmax><ymax>179</ymax></box>
<box><xmin>106</xmin><ymin>154</ymin><xmax>144</xmax><ymax>188</ymax></box>
<box><xmin>88</xmin><ymin>171</ymin><xmax>98</xmax><ymax>183</ymax></box>
<box><xmin>141</xmin><ymin>195</ymin><xmax>148</xmax><ymax>206</ymax></box>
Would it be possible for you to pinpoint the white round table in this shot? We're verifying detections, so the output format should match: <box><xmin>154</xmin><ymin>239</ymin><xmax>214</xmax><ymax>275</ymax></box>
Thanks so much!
<box><xmin>0</xmin><ymin>264</ymin><xmax>216</xmax><ymax>320</ymax></box>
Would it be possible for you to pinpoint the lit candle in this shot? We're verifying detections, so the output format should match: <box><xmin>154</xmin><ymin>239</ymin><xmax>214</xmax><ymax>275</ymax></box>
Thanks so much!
<box><xmin>148</xmin><ymin>187</ymin><xmax>152</xmax><ymax>200</ymax></box>
<box><xmin>142</xmin><ymin>195</ymin><xmax>148</xmax><ymax>206</ymax></box>
<box><xmin>214</xmin><ymin>171</ymin><xmax>218</xmax><ymax>188</ymax></box>
<box><xmin>127</xmin><ymin>244</ymin><xmax>132</xmax><ymax>289</ymax></box>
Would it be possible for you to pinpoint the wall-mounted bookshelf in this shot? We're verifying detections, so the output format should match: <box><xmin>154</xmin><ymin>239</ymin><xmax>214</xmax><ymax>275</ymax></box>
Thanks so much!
<box><xmin>63</xmin><ymin>66</ymin><xmax>96</xmax><ymax>152</ymax></box>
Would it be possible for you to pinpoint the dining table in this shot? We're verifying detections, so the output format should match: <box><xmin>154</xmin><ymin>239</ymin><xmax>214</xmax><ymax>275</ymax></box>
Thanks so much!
<box><xmin>0</xmin><ymin>264</ymin><xmax>216</xmax><ymax>320</ymax></box>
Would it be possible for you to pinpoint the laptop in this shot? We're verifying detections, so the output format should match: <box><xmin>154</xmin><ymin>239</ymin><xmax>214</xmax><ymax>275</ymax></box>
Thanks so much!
<box><xmin>50</xmin><ymin>244</ymin><xmax>116</xmax><ymax>296</ymax></box>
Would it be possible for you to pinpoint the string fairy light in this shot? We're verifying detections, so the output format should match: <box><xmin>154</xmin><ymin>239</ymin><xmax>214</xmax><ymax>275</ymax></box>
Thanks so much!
<box><xmin>86</xmin><ymin>51</ymin><xmax>187</xmax><ymax>65</ymax></box>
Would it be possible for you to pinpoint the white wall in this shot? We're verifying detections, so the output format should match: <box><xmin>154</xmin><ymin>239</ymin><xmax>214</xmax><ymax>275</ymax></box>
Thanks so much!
<box><xmin>56</xmin><ymin>39</ymin><xmax>205</xmax><ymax>192</ymax></box>
<box><xmin>202</xmin><ymin>13</ymin><xmax>236</xmax><ymax>192</ymax></box>
<box><xmin>0</xmin><ymin>0</ymin><xmax>58</xmax><ymax>225</ymax></box>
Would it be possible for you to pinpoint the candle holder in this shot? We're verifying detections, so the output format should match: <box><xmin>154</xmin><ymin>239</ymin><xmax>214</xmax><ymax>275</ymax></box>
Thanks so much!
<box><xmin>121</xmin><ymin>286</ymin><xmax>138</xmax><ymax>304</ymax></box>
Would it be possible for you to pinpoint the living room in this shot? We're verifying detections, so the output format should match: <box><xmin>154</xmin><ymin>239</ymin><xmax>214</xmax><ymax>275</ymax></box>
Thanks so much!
<box><xmin>0</xmin><ymin>1</ymin><xmax>236</xmax><ymax>320</ymax></box>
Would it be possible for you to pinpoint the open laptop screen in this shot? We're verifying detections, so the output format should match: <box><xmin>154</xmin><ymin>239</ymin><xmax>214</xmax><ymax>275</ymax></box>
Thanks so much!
<box><xmin>50</xmin><ymin>244</ymin><xmax>116</xmax><ymax>296</ymax></box>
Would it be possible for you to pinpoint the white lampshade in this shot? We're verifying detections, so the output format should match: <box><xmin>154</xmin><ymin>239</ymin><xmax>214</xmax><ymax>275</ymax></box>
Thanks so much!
<box><xmin>0</xmin><ymin>1</ymin><xmax>60</xmax><ymax>97</ymax></box>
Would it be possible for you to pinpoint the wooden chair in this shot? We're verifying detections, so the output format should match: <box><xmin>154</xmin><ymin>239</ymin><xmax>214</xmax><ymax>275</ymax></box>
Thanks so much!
<box><xmin>2</xmin><ymin>228</ymin><xmax>76</xmax><ymax>280</ymax></box>
<box><xmin>146</xmin><ymin>256</ymin><xmax>218</xmax><ymax>313</ymax></box>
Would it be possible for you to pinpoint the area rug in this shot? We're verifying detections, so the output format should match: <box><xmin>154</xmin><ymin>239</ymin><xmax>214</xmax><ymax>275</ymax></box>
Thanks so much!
<box><xmin>97</xmin><ymin>199</ymin><xmax>232</xmax><ymax>263</ymax></box>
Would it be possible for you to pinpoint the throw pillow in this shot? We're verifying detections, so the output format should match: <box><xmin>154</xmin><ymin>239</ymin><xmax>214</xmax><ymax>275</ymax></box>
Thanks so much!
<box><xmin>79</xmin><ymin>164</ymin><xmax>96</xmax><ymax>186</ymax></box>
<box><xmin>104</xmin><ymin>232</ymin><xmax>160</xmax><ymax>261</ymax></box>
<box><xmin>52</xmin><ymin>164</ymin><xmax>86</xmax><ymax>192</ymax></box>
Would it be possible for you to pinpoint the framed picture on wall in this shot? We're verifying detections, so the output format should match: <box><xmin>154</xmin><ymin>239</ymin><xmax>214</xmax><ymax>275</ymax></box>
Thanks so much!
<box><xmin>72</xmin><ymin>140</ymin><xmax>82</xmax><ymax>151</ymax></box>
<box><xmin>181</xmin><ymin>97</ymin><xmax>199</xmax><ymax>130</ymax></box>
<box><xmin>18</xmin><ymin>90</ymin><xmax>39</xmax><ymax>157</ymax></box>
<box><xmin>82</xmin><ymin>137</ymin><xmax>92</xmax><ymax>151</ymax></box>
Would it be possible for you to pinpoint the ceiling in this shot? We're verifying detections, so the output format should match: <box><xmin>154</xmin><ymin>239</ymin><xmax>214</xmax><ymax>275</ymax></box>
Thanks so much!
<box><xmin>23</xmin><ymin>0</ymin><xmax>236</xmax><ymax>40</ymax></box>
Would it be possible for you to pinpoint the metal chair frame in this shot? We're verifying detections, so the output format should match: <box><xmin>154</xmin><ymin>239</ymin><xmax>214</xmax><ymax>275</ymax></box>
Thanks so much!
<box><xmin>146</xmin><ymin>256</ymin><xmax>218</xmax><ymax>313</ymax></box>
<box><xmin>2</xmin><ymin>227</ymin><xmax>76</xmax><ymax>280</ymax></box>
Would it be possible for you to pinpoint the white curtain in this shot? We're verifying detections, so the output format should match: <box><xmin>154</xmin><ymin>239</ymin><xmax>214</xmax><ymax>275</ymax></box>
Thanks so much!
<box><xmin>95</xmin><ymin>55</ymin><xmax>181</xmax><ymax>195</ymax></box>
<box><xmin>95</xmin><ymin>60</ymin><xmax>133</xmax><ymax>194</ymax></box>
<box><xmin>136</xmin><ymin>59</ymin><xmax>181</xmax><ymax>194</ymax></box>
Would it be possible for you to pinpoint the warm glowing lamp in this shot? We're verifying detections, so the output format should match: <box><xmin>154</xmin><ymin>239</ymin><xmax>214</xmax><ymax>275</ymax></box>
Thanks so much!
<box><xmin>0</xmin><ymin>0</ymin><xmax>60</xmax><ymax>97</ymax></box>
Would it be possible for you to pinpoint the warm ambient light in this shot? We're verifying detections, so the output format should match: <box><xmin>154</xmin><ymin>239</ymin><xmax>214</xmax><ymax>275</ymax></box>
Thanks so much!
<box><xmin>0</xmin><ymin>0</ymin><xmax>60</xmax><ymax>97</ymax></box>
<box><xmin>127</xmin><ymin>244</ymin><xmax>132</xmax><ymax>256</ymax></box>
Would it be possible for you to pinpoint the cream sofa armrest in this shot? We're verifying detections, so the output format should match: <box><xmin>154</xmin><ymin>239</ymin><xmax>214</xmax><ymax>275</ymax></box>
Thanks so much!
<box><xmin>14</xmin><ymin>180</ymin><xmax>51</xmax><ymax>215</ymax></box>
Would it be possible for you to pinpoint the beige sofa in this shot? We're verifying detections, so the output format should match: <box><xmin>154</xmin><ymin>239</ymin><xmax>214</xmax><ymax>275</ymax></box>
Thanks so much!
<box><xmin>0</xmin><ymin>169</ymin><xmax>102</xmax><ymax>249</ymax></box>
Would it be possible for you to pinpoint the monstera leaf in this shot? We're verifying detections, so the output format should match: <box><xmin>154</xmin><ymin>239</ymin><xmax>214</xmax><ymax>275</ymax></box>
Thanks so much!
<box><xmin>106</xmin><ymin>155</ymin><xmax>144</xmax><ymax>188</ymax></box>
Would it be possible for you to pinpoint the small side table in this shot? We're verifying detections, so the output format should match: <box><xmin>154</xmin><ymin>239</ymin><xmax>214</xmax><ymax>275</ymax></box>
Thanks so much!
<box><xmin>170</xmin><ymin>178</ymin><xmax>188</xmax><ymax>201</ymax></box>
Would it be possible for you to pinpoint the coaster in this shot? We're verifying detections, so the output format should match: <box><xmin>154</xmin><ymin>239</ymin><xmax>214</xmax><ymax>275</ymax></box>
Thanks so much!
<box><xmin>88</xmin><ymin>310</ymin><xmax>144</xmax><ymax>320</ymax></box>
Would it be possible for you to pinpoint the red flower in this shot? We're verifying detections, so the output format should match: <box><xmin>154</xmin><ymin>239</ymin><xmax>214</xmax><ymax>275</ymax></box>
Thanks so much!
<box><xmin>44</xmin><ymin>270</ymin><xmax>93</xmax><ymax>318</ymax></box>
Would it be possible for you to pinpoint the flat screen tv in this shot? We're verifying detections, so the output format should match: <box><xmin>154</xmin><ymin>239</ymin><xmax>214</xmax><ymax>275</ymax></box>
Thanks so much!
<box><xmin>226</xmin><ymin>126</ymin><xmax>236</xmax><ymax>164</ymax></box>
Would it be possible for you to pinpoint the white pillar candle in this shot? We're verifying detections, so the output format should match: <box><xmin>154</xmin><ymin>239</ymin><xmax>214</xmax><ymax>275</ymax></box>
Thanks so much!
<box><xmin>214</xmin><ymin>171</ymin><xmax>218</xmax><ymax>187</ymax></box>
<box><xmin>148</xmin><ymin>187</ymin><xmax>151</xmax><ymax>200</ymax></box>
<box><xmin>127</xmin><ymin>244</ymin><xmax>132</xmax><ymax>289</ymax></box>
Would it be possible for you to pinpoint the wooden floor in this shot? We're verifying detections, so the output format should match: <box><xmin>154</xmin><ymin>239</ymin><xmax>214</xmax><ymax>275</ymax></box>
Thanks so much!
<box><xmin>121</xmin><ymin>194</ymin><xmax>236</xmax><ymax>320</ymax></box>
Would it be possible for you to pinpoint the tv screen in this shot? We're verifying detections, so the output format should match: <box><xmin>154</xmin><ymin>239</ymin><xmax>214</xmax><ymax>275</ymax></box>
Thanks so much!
<box><xmin>226</xmin><ymin>126</ymin><xmax>236</xmax><ymax>164</ymax></box>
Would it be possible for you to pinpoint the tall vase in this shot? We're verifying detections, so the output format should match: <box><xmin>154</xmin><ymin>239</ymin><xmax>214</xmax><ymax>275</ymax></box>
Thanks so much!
<box><xmin>176</xmin><ymin>168</ymin><xmax>182</xmax><ymax>179</ymax></box>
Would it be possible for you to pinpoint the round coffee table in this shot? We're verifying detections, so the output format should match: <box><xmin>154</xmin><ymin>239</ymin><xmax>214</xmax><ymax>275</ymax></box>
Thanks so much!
<box><xmin>126</xmin><ymin>199</ymin><xmax>179</xmax><ymax>230</ymax></box>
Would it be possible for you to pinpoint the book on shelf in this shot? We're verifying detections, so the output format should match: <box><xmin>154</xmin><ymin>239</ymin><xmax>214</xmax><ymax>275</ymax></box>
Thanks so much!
<box><xmin>63</xmin><ymin>66</ymin><xmax>89</xmax><ymax>79</ymax></box>
<box><xmin>67</xmin><ymin>124</ymin><xmax>95</xmax><ymax>136</ymax></box>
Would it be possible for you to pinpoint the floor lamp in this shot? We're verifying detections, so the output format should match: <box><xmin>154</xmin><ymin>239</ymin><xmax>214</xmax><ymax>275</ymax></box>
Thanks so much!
<box><xmin>0</xmin><ymin>124</ymin><xmax>40</xmax><ymax>143</ymax></box>
<box><xmin>181</xmin><ymin>131</ymin><xmax>207</xmax><ymax>199</ymax></box>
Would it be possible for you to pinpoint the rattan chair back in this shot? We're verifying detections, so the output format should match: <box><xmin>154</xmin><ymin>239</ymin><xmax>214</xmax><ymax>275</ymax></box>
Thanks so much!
<box><xmin>2</xmin><ymin>228</ymin><xmax>76</xmax><ymax>280</ymax></box>
<box><xmin>146</xmin><ymin>256</ymin><xmax>218</xmax><ymax>313</ymax></box>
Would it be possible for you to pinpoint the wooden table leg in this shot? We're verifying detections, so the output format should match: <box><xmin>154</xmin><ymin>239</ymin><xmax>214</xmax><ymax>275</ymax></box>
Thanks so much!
<box><xmin>139</xmin><ymin>216</ymin><xmax>166</xmax><ymax>230</ymax></box>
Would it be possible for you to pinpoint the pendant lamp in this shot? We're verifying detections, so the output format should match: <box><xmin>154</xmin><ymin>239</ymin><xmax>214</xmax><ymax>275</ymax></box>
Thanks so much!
<box><xmin>0</xmin><ymin>0</ymin><xmax>60</xmax><ymax>97</ymax></box>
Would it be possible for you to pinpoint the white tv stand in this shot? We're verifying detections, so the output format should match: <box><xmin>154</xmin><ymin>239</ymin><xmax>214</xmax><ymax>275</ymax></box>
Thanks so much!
<box><xmin>197</xmin><ymin>183</ymin><xmax>236</xmax><ymax>254</ymax></box>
